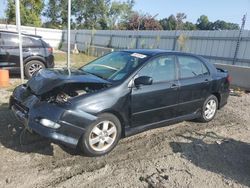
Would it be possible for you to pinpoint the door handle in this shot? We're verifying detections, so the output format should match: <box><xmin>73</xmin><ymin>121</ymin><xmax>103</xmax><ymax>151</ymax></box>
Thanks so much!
<box><xmin>203</xmin><ymin>79</ymin><xmax>210</xmax><ymax>84</ymax></box>
<box><xmin>170</xmin><ymin>83</ymin><xmax>179</xmax><ymax>89</ymax></box>
<box><xmin>23</xmin><ymin>49</ymin><xmax>30</xmax><ymax>52</ymax></box>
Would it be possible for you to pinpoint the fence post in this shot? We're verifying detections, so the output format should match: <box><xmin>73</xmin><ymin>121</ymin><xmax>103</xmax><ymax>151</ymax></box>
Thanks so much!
<box><xmin>136</xmin><ymin>35</ymin><xmax>140</xmax><ymax>49</ymax></box>
<box><xmin>172</xmin><ymin>36</ymin><xmax>177</xmax><ymax>51</ymax></box>
<box><xmin>108</xmin><ymin>34</ymin><xmax>113</xmax><ymax>48</ymax></box>
<box><xmin>172</xmin><ymin>31</ymin><xmax>178</xmax><ymax>51</ymax></box>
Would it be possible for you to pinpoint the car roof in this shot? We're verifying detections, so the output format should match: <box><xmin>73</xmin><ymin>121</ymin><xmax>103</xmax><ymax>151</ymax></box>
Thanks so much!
<box><xmin>122</xmin><ymin>49</ymin><xmax>197</xmax><ymax>57</ymax></box>
<box><xmin>0</xmin><ymin>30</ymin><xmax>42</xmax><ymax>38</ymax></box>
<box><xmin>122</xmin><ymin>49</ymin><xmax>170</xmax><ymax>56</ymax></box>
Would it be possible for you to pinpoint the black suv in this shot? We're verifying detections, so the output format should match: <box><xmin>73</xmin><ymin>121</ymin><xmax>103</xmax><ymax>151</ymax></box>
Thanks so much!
<box><xmin>0</xmin><ymin>30</ymin><xmax>54</xmax><ymax>78</ymax></box>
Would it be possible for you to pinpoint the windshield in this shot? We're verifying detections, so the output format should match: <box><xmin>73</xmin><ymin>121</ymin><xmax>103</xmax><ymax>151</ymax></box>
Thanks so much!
<box><xmin>80</xmin><ymin>51</ymin><xmax>148</xmax><ymax>81</ymax></box>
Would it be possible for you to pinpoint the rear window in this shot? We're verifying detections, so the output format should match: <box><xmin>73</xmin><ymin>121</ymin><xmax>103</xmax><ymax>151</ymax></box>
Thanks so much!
<box><xmin>23</xmin><ymin>36</ymin><xmax>42</xmax><ymax>47</ymax></box>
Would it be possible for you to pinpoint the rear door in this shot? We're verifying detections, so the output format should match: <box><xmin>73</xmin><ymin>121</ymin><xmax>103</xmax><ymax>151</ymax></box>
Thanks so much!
<box><xmin>176</xmin><ymin>55</ymin><xmax>211</xmax><ymax>116</ymax></box>
<box><xmin>0</xmin><ymin>33</ymin><xmax>5</xmax><ymax>66</ymax></box>
<box><xmin>131</xmin><ymin>55</ymin><xmax>179</xmax><ymax>127</ymax></box>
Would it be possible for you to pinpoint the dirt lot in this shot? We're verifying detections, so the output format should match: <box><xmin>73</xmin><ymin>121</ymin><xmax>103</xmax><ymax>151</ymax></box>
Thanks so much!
<box><xmin>0</xmin><ymin>79</ymin><xmax>250</xmax><ymax>188</ymax></box>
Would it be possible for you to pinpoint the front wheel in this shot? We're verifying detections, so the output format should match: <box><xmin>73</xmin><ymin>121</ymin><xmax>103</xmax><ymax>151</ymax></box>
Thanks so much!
<box><xmin>80</xmin><ymin>113</ymin><xmax>122</xmax><ymax>156</ymax></box>
<box><xmin>198</xmin><ymin>95</ymin><xmax>218</xmax><ymax>122</ymax></box>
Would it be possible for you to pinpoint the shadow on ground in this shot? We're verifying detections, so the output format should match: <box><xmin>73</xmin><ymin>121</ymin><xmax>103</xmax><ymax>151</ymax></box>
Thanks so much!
<box><xmin>0</xmin><ymin>103</ymin><xmax>79</xmax><ymax>156</ymax></box>
<box><xmin>170</xmin><ymin>132</ymin><xmax>250</xmax><ymax>187</ymax></box>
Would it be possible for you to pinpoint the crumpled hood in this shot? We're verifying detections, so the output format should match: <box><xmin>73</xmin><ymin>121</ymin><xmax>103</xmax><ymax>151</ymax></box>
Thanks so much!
<box><xmin>27</xmin><ymin>68</ymin><xmax>111</xmax><ymax>95</ymax></box>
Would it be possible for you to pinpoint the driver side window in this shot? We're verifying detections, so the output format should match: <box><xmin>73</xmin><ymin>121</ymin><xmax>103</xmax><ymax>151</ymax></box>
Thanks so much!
<box><xmin>138</xmin><ymin>55</ymin><xmax>176</xmax><ymax>83</ymax></box>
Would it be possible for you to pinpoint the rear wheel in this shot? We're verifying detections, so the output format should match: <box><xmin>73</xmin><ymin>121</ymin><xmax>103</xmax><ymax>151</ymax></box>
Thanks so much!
<box><xmin>80</xmin><ymin>113</ymin><xmax>122</xmax><ymax>156</ymax></box>
<box><xmin>24</xmin><ymin>60</ymin><xmax>45</xmax><ymax>79</ymax></box>
<box><xmin>198</xmin><ymin>95</ymin><xmax>218</xmax><ymax>122</ymax></box>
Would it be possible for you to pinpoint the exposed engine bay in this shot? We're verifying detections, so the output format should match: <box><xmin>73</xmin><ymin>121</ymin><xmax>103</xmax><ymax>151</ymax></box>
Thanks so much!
<box><xmin>40</xmin><ymin>83</ymin><xmax>109</xmax><ymax>104</ymax></box>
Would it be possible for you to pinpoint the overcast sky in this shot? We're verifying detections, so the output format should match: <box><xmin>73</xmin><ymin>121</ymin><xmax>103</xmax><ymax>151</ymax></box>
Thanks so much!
<box><xmin>0</xmin><ymin>0</ymin><xmax>250</xmax><ymax>29</ymax></box>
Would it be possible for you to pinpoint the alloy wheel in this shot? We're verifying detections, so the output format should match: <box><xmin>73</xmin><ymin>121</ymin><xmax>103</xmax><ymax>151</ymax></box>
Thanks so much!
<box><xmin>204</xmin><ymin>99</ymin><xmax>217</xmax><ymax>120</ymax></box>
<box><xmin>89</xmin><ymin>120</ymin><xmax>117</xmax><ymax>152</ymax></box>
<box><xmin>28</xmin><ymin>63</ymin><xmax>43</xmax><ymax>76</ymax></box>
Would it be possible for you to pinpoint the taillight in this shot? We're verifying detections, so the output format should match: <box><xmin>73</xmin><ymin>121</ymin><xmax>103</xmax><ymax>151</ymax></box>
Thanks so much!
<box><xmin>226</xmin><ymin>75</ymin><xmax>232</xmax><ymax>83</ymax></box>
<box><xmin>47</xmin><ymin>47</ymin><xmax>53</xmax><ymax>53</ymax></box>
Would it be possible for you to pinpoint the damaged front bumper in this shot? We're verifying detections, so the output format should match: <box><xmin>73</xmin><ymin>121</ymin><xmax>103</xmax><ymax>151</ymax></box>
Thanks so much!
<box><xmin>9</xmin><ymin>85</ymin><xmax>97</xmax><ymax>148</ymax></box>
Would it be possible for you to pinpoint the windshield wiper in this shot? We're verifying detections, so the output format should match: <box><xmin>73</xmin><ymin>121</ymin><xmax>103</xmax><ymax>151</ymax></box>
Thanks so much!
<box><xmin>80</xmin><ymin>69</ymin><xmax>107</xmax><ymax>80</ymax></box>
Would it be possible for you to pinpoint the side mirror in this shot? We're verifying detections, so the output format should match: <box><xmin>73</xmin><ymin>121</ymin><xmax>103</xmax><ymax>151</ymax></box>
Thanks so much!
<box><xmin>134</xmin><ymin>76</ymin><xmax>153</xmax><ymax>87</ymax></box>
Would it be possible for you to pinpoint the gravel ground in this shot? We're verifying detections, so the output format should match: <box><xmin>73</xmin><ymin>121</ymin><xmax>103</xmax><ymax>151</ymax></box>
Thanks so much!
<box><xmin>0</xmin><ymin>81</ymin><xmax>250</xmax><ymax>188</ymax></box>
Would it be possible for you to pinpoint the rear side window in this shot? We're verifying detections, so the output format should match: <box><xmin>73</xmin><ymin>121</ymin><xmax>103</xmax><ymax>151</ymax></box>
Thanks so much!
<box><xmin>177</xmin><ymin>56</ymin><xmax>209</xmax><ymax>79</ymax></box>
<box><xmin>1</xmin><ymin>33</ymin><xmax>42</xmax><ymax>47</ymax></box>
<box><xmin>23</xmin><ymin>37</ymin><xmax>33</xmax><ymax>46</ymax></box>
<box><xmin>2</xmin><ymin>33</ymin><xmax>18</xmax><ymax>46</ymax></box>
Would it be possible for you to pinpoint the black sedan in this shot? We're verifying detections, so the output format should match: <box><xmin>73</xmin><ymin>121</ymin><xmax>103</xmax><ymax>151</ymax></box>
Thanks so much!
<box><xmin>9</xmin><ymin>49</ymin><xmax>230</xmax><ymax>156</ymax></box>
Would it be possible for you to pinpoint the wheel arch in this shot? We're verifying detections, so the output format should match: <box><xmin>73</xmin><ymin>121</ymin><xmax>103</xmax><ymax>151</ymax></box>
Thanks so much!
<box><xmin>76</xmin><ymin>110</ymin><xmax>126</xmax><ymax>149</ymax></box>
<box><xmin>24</xmin><ymin>56</ymin><xmax>47</xmax><ymax>67</ymax></box>
<box><xmin>101</xmin><ymin>110</ymin><xmax>126</xmax><ymax>138</ymax></box>
<box><xmin>211</xmin><ymin>92</ymin><xmax>221</xmax><ymax>109</ymax></box>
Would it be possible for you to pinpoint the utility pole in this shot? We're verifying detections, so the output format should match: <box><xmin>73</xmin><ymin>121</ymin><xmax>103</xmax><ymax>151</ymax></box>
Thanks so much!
<box><xmin>67</xmin><ymin>0</ymin><xmax>71</xmax><ymax>69</ymax></box>
<box><xmin>233</xmin><ymin>14</ymin><xmax>247</xmax><ymax>65</ymax></box>
<box><xmin>15</xmin><ymin>0</ymin><xmax>24</xmax><ymax>83</ymax></box>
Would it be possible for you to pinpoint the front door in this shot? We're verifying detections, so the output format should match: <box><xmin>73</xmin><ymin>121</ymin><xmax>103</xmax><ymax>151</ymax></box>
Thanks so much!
<box><xmin>131</xmin><ymin>55</ymin><xmax>179</xmax><ymax>127</ymax></box>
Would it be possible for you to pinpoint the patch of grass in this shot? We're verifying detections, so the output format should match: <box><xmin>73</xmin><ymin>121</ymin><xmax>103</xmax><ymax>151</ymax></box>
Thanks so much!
<box><xmin>54</xmin><ymin>52</ymin><xmax>96</xmax><ymax>68</ymax></box>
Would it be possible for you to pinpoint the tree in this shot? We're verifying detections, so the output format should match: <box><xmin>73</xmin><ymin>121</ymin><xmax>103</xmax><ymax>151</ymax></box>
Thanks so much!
<box><xmin>159</xmin><ymin>13</ymin><xmax>187</xmax><ymax>30</ymax></box>
<box><xmin>73</xmin><ymin>0</ymin><xmax>110</xmax><ymax>29</ymax></box>
<box><xmin>143</xmin><ymin>15</ymin><xmax>162</xmax><ymax>30</ymax></box>
<box><xmin>212</xmin><ymin>20</ymin><xmax>239</xmax><ymax>30</ymax></box>
<box><xmin>124</xmin><ymin>11</ymin><xmax>140</xmax><ymax>30</ymax></box>
<box><xmin>43</xmin><ymin>0</ymin><xmax>61</xmax><ymax>28</ymax></box>
<box><xmin>196</xmin><ymin>15</ymin><xmax>212</xmax><ymax>30</ymax></box>
<box><xmin>6</xmin><ymin>0</ymin><xmax>44</xmax><ymax>27</ymax></box>
<box><xmin>108</xmin><ymin>0</ymin><xmax>134</xmax><ymax>29</ymax></box>
<box><xmin>123</xmin><ymin>11</ymin><xmax>162</xmax><ymax>30</ymax></box>
<box><xmin>159</xmin><ymin>15</ymin><xmax>177</xmax><ymax>30</ymax></box>
<box><xmin>176</xmin><ymin>13</ymin><xmax>187</xmax><ymax>30</ymax></box>
<box><xmin>183</xmin><ymin>21</ymin><xmax>196</xmax><ymax>30</ymax></box>
<box><xmin>43</xmin><ymin>0</ymin><xmax>71</xmax><ymax>29</ymax></box>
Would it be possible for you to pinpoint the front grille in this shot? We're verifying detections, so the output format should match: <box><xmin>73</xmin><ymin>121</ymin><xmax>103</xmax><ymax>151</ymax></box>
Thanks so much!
<box><xmin>12</xmin><ymin>98</ymin><xmax>29</xmax><ymax>114</ymax></box>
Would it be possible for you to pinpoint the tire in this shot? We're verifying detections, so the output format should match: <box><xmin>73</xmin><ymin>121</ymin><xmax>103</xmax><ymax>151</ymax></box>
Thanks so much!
<box><xmin>24</xmin><ymin>60</ymin><xmax>45</xmax><ymax>79</ymax></box>
<box><xmin>80</xmin><ymin>113</ymin><xmax>122</xmax><ymax>157</ymax></box>
<box><xmin>198</xmin><ymin>95</ymin><xmax>218</xmax><ymax>122</ymax></box>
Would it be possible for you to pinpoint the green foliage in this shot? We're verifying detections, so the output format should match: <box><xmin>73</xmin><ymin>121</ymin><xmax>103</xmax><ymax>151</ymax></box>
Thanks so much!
<box><xmin>72</xmin><ymin>0</ymin><xmax>110</xmax><ymax>29</ymax></box>
<box><xmin>212</xmin><ymin>20</ymin><xmax>239</xmax><ymax>30</ymax></box>
<box><xmin>159</xmin><ymin>13</ymin><xmax>239</xmax><ymax>31</ymax></box>
<box><xmin>5</xmin><ymin>0</ymin><xmax>240</xmax><ymax>31</ymax></box>
<box><xmin>43</xmin><ymin>0</ymin><xmax>68</xmax><ymax>29</ymax></box>
<box><xmin>196</xmin><ymin>15</ymin><xmax>240</xmax><ymax>30</ymax></box>
<box><xmin>176</xmin><ymin>13</ymin><xmax>187</xmax><ymax>30</ymax></box>
<box><xmin>183</xmin><ymin>22</ymin><xmax>197</xmax><ymax>30</ymax></box>
<box><xmin>196</xmin><ymin>15</ymin><xmax>211</xmax><ymax>30</ymax></box>
<box><xmin>6</xmin><ymin>0</ymin><xmax>44</xmax><ymax>27</ymax></box>
<box><xmin>108</xmin><ymin>0</ymin><xmax>134</xmax><ymax>29</ymax></box>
